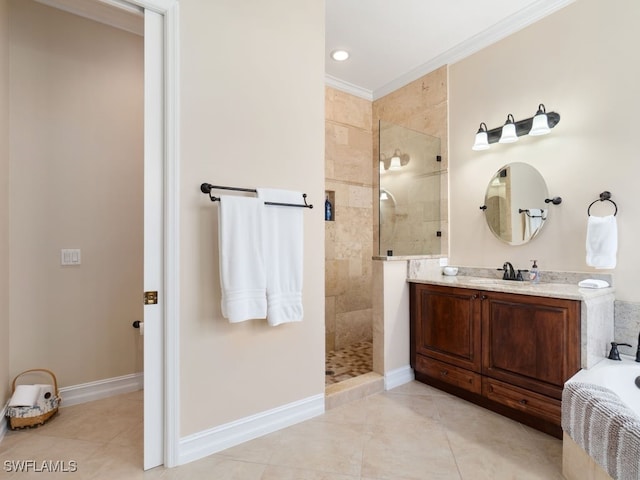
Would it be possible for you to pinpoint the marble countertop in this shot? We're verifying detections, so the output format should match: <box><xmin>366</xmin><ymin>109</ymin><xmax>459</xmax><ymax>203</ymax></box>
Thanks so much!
<box><xmin>407</xmin><ymin>274</ymin><xmax>615</xmax><ymax>301</ymax></box>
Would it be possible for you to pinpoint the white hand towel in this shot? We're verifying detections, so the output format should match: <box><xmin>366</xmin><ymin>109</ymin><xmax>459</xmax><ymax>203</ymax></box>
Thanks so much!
<box><xmin>256</xmin><ymin>188</ymin><xmax>304</xmax><ymax>326</ymax></box>
<box><xmin>586</xmin><ymin>215</ymin><xmax>617</xmax><ymax>269</ymax></box>
<box><xmin>218</xmin><ymin>195</ymin><xmax>267</xmax><ymax>322</ymax></box>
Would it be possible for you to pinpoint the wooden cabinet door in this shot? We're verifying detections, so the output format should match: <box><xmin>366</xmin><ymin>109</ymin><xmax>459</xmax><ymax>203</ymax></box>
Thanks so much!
<box><xmin>411</xmin><ymin>283</ymin><xmax>482</xmax><ymax>372</ymax></box>
<box><xmin>481</xmin><ymin>292</ymin><xmax>580</xmax><ymax>399</ymax></box>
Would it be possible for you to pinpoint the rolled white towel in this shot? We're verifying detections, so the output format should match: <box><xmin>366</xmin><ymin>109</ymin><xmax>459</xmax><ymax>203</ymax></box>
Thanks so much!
<box><xmin>8</xmin><ymin>384</ymin><xmax>40</xmax><ymax>407</ymax></box>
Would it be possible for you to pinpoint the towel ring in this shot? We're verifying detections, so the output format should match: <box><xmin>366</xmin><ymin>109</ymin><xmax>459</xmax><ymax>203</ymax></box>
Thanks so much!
<box><xmin>587</xmin><ymin>191</ymin><xmax>617</xmax><ymax>216</ymax></box>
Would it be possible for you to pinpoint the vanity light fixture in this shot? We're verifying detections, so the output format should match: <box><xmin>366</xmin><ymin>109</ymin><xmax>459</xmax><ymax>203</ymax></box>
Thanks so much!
<box><xmin>472</xmin><ymin>123</ymin><xmax>490</xmax><ymax>151</ymax></box>
<box><xmin>389</xmin><ymin>153</ymin><xmax>402</xmax><ymax>170</ymax></box>
<box><xmin>330</xmin><ymin>49</ymin><xmax>350</xmax><ymax>61</ymax></box>
<box><xmin>472</xmin><ymin>103</ymin><xmax>560</xmax><ymax>150</ymax></box>
<box><xmin>529</xmin><ymin>104</ymin><xmax>551</xmax><ymax>136</ymax></box>
<box><xmin>499</xmin><ymin>114</ymin><xmax>518</xmax><ymax>143</ymax></box>
<box><xmin>380</xmin><ymin>150</ymin><xmax>410</xmax><ymax>171</ymax></box>
<box><xmin>390</xmin><ymin>149</ymin><xmax>410</xmax><ymax>170</ymax></box>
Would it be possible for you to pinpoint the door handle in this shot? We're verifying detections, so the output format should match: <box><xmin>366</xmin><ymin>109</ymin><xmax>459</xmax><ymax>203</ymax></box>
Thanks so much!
<box><xmin>132</xmin><ymin>320</ymin><xmax>144</xmax><ymax>335</ymax></box>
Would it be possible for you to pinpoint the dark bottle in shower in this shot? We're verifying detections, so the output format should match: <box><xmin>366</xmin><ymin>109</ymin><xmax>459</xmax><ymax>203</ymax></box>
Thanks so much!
<box><xmin>325</xmin><ymin>195</ymin><xmax>333</xmax><ymax>221</ymax></box>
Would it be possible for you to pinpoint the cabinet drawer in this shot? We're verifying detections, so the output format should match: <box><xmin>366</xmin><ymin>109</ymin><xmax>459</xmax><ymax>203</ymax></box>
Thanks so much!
<box><xmin>483</xmin><ymin>377</ymin><xmax>560</xmax><ymax>424</ymax></box>
<box><xmin>416</xmin><ymin>355</ymin><xmax>481</xmax><ymax>394</ymax></box>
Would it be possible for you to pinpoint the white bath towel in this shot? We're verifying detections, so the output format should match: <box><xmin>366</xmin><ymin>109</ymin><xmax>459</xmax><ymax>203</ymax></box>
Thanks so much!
<box><xmin>586</xmin><ymin>215</ymin><xmax>617</xmax><ymax>269</ymax></box>
<box><xmin>218</xmin><ymin>195</ymin><xmax>267</xmax><ymax>322</ymax></box>
<box><xmin>256</xmin><ymin>188</ymin><xmax>304</xmax><ymax>326</ymax></box>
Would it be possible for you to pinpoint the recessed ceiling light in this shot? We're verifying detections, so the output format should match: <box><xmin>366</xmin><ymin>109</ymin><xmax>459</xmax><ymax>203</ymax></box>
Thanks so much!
<box><xmin>330</xmin><ymin>49</ymin><xmax>350</xmax><ymax>62</ymax></box>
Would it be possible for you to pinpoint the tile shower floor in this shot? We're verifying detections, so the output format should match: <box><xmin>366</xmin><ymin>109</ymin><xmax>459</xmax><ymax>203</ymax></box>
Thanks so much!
<box><xmin>325</xmin><ymin>341</ymin><xmax>373</xmax><ymax>385</ymax></box>
<box><xmin>0</xmin><ymin>382</ymin><xmax>565</xmax><ymax>479</ymax></box>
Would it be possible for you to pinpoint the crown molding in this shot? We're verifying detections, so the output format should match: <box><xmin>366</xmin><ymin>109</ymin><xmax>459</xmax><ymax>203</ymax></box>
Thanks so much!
<box><xmin>372</xmin><ymin>0</ymin><xmax>576</xmax><ymax>100</ymax></box>
<box><xmin>325</xmin><ymin>74</ymin><xmax>373</xmax><ymax>101</ymax></box>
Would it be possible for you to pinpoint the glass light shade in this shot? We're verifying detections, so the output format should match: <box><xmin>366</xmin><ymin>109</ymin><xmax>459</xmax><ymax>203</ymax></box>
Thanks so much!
<box><xmin>529</xmin><ymin>113</ymin><xmax>550</xmax><ymax>136</ymax></box>
<box><xmin>380</xmin><ymin>191</ymin><xmax>389</xmax><ymax>200</ymax></box>
<box><xmin>389</xmin><ymin>156</ymin><xmax>402</xmax><ymax>170</ymax></box>
<box><xmin>472</xmin><ymin>131</ymin><xmax>489</xmax><ymax>151</ymax></box>
<box><xmin>499</xmin><ymin>122</ymin><xmax>518</xmax><ymax>143</ymax></box>
<box><xmin>379</xmin><ymin>160</ymin><xmax>385</xmax><ymax>173</ymax></box>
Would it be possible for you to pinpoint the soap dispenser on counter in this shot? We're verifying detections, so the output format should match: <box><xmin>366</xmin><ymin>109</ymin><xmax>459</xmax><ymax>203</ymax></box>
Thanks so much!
<box><xmin>529</xmin><ymin>259</ymin><xmax>540</xmax><ymax>283</ymax></box>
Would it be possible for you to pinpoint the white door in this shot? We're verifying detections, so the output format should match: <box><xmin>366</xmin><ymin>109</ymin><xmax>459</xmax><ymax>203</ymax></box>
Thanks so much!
<box><xmin>143</xmin><ymin>9</ymin><xmax>164</xmax><ymax>470</ymax></box>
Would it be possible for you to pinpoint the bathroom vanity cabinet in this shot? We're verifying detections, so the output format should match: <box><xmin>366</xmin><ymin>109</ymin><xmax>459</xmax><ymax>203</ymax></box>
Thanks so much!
<box><xmin>410</xmin><ymin>282</ymin><xmax>581</xmax><ymax>437</ymax></box>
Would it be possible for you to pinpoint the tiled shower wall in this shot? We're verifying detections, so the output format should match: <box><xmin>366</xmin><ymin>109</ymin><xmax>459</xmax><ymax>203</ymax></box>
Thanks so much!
<box><xmin>324</xmin><ymin>67</ymin><xmax>449</xmax><ymax>353</ymax></box>
<box><xmin>325</xmin><ymin>87</ymin><xmax>374</xmax><ymax>352</ymax></box>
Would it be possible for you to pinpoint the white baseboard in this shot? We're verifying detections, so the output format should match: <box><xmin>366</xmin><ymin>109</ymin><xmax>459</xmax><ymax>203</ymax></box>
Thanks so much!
<box><xmin>59</xmin><ymin>372</ymin><xmax>143</xmax><ymax>407</ymax></box>
<box><xmin>178</xmin><ymin>393</ymin><xmax>325</xmax><ymax>466</ymax></box>
<box><xmin>384</xmin><ymin>365</ymin><xmax>414</xmax><ymax>391</ymax></box>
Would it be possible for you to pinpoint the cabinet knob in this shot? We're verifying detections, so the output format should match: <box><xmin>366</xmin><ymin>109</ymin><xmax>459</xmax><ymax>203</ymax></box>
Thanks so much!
<box><xmin>519</xmin><ymin>399</ymin><xmax>528</xmax><ymax>405</ymax></box>
<box><xmin>440</xmin><ymin>370</ymin><xmax>448</xmax><ymax>376</ymax></box>
<box><xmin>471</xmin><ymin>294</ymin><xmax>478</xmax><ymax>300</ymax></box>
<box><xmin>481</xmin><ymin>295</ymin><xmax>487</xmax><ymax>300</ymax></box>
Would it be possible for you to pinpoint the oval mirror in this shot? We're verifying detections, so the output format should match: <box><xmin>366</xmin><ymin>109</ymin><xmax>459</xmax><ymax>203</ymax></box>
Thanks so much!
<box><xmin>483</xmin><ymin>162</ymin><xmax>549</xmax><ymax>245</ymax></box>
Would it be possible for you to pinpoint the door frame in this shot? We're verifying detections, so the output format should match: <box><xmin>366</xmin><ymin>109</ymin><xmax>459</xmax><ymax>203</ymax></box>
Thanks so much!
<box><xmin>129</xmin><ymin>0</ymin><xmax>180</xmax><ymax>469</ymax></box>
<box><xmin>28</xmin><ymin>0</ymin><xmax>179</xmax><ymax>468</ymax></box>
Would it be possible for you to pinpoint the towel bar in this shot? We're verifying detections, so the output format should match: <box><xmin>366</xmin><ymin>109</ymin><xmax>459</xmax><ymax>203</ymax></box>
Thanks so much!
<box><xmin>200</xmin><ymin>183</ymin><xmax>313</xmax><ymax>209</ymax></box>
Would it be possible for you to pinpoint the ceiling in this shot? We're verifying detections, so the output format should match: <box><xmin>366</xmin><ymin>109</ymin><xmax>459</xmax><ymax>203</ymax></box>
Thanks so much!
<box><xmin>326</xmin><ymin>0</ymin><xmax>574</xmax><ymax>100</ymax></box>
<box><xmin>36</xmin><ymin>0</ymin><xmax>574</xmax><ymax>101</ymax></box>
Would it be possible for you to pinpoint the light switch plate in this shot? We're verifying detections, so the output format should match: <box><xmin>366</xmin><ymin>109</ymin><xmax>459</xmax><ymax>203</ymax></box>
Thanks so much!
<box><xmin>61</xmin><ymin>249</ymin><xmax>81</xmax><ymax>266</ymax></box>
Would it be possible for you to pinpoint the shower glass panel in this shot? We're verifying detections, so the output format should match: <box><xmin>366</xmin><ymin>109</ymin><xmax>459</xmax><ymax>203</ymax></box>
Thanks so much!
<box><xmin>379</xmin><ymin>121</ymin><xmax>442</xmax><ymax>256</ymax></box>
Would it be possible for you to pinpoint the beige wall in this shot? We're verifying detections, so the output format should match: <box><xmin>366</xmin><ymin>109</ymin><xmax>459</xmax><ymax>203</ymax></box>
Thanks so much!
<box><xmin>373</xmin><ymin>66</ymin><xmax>449</xmax><ymax>255</ymax></box>
<box><xmin>179</xmin><ymin>0</ymin><xmax>325</xmax><ymax>436</ymax></box>
<box><xmin>8</xmin><ymin>0</ymin><xmax>143</xmax><ymax>386</ymax></box>
<box><xmin>449</xmin><ymin>0</ymin><xmax>640</xmax><ymax>302</ymax></box>
<box><xmin>325</xmin><ymin>87</ymin><xmax>374</xmax><ymax>351</ymax></box>
<box><xmin>0</xmin><ymin>0</ymin><xmax>9</xmax><ymax>407</ymax></box>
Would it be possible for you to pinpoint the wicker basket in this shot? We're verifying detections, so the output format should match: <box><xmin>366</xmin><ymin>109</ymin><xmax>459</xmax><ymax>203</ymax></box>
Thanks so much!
<box><xmin>6</xmin><ymin>368</ymin><xmax>61</xmax><ymax>430</ymax></box>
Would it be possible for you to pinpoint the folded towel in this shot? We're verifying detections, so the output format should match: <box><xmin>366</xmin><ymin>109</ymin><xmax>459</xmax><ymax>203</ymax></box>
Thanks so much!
<box><xmin>586</xmin><ymin>215</ymin><xmax>617</xmax><ymax>269</ymax></box>
<box><xmin>256</xmin><ymin>188</ymin><xmax>304</xmax><ymax>326</ymax></box>
<box><xmin>217</xmin><ymin>195</ymin><xmax>267</xmax><ymax>322</ymax></box>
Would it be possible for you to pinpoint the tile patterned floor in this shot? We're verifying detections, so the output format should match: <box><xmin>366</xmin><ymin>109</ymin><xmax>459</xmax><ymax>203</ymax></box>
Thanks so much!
<box><xmin>0</xmin><ymin>381</ymin><xmax>565</xmax><ymax>479</ymax></box>
<box><xmin>325</xmin><ymin>341</ymin><xmax>373</xmax><ymax>385</ymax></box>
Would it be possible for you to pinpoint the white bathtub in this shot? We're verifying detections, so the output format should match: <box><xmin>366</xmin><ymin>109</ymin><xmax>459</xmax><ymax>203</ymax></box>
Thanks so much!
<box><xmin>563</xmin><ymin>355</ymin><xmax>640</xmax><ymax>480</ymax></box>
<box><xmin>566</xmin><ymin>356</ymin><xmax>640</xmax><ymax>417</ymax></box>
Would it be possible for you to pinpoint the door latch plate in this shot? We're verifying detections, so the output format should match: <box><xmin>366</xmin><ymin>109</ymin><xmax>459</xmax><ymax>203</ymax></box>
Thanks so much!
<box><xmin>144</xmin><ymin>291</ymin><xmax>158</xmax><ymax>305</ymax></box>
